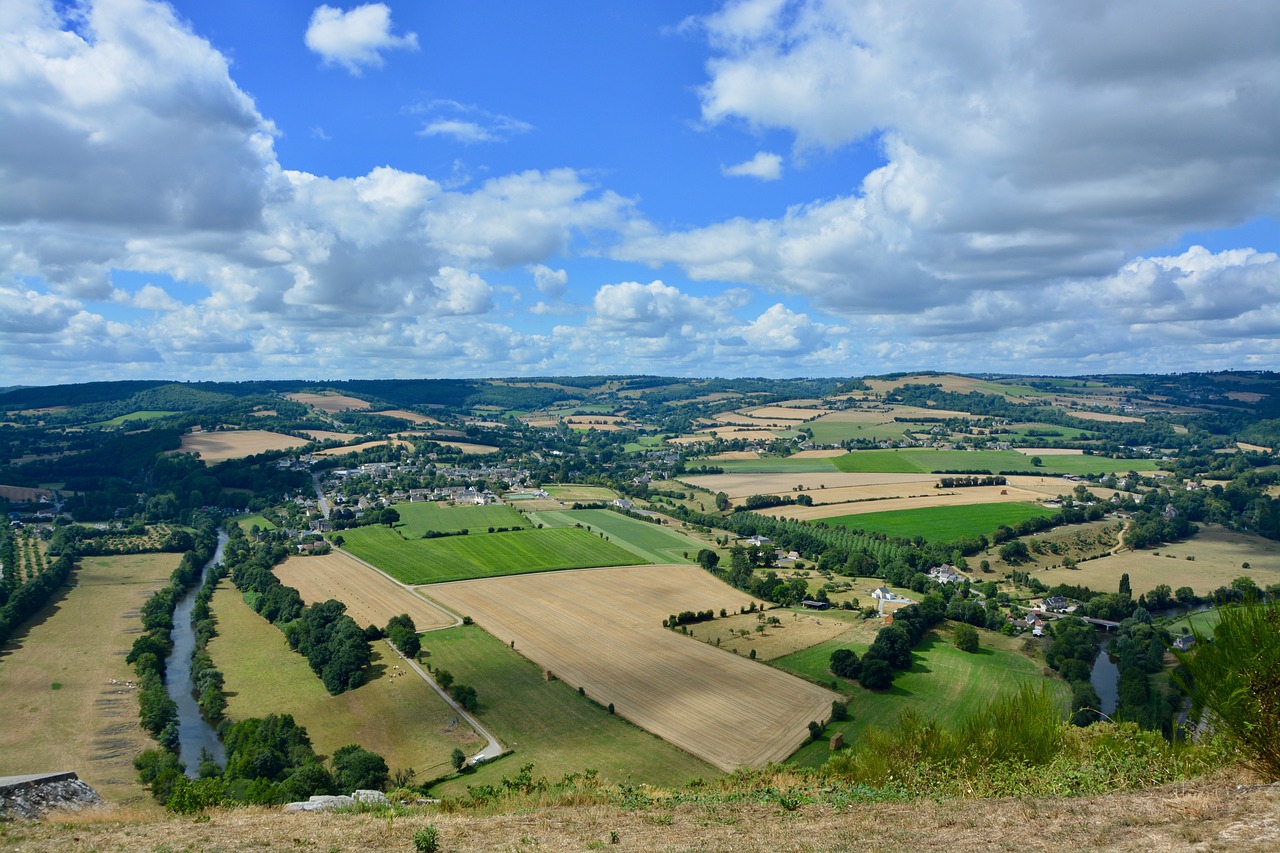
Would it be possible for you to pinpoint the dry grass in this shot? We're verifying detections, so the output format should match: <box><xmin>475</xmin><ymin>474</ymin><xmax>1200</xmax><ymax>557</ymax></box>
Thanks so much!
<box><xmin>314</xmin><ymin>438</ymin><xmax>414</xmax><ymax>457</ymax></box>
<box><xmin>753</xmin><ymin>486</ymin><xmax>1052</xmax><ymax>521</ymax></box>
<box><xmin>665</xmin><ymin>434</ymin><xmax>715</xmax><ymax>445</ymax></box>
<box><xmin>177</xmin><ymin>430</ymin><xmax>310</xmax><ymax>463</ymax></box>
<box><xmin>1035</xmin><ymin>524</ymin><xmax>1280</xmax><ymax>595</ymax></box>
<box><xmin>682</xmin><ymin>471</ymin><xmax>937</xmax><ymax>499</ymax></box>
<box><xmin>0</xmin><ymin>553</ymin><xmax>179</xmax><ymax>807</ymax></box>
<box><xmin>425</xmin><ymin>566</ymin><xmax>838</xmax><ymax>771</ymax></box>
<box><xmin>700</xmin><ymin>427</ymin><xmax>788</xmax><ymax>440</ymax></box>
<box><xmin>283</xmin><ymin>392</ymin><xmax>371</xmax><ymax>413</ymax></box>
<box><xmin>300</xmin><ymin>429</ymin><xmax>356</xmax><ymax>442</ymax></box>
<box><xmin>432</xmin><ymin>440</ymin><xmax>499</xmax><ymax>454</ymax></box>
<box><xmin>372</xmin><ymin>409</ymin><xmax>440</xmax><ymax>424</ymax></box>
<box><xmin>1069</xmin><ymin>411</ymin><xmax>1147</xmax><ymax>423</ymax></box>
<box><xmin>742</xmin><ymin>406</ymin><xmax>832</xmax><ymax>421</ymax></box>
<box><xmin>690</xmin><ymin>609</ymin><xmax>868</xmax><ymax>661</ymax></box>
<box><xmin>274</xmin><ymin>551</ymin><xmax>455</xmax><ymax>631</ymax></box>
<box><xmin>9</xmin><ymin>774</ymin><xmax>1280</xmax><ymax>852</ymax></box>
<box><xmin>0</xmin><ymin>484</ymin><xmax>53</xmax><ymax>501</ymax></box>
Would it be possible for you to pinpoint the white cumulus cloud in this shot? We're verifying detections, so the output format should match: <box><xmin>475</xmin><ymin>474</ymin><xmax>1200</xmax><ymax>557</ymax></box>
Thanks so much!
<box><xmin>305</xmin><ymin>3</ymin><xmax>418</xmax><ymax>75</ymax></box>
<box><xmin>722</xmin><ymin>151</ymin><xmax>783</xmax><ymax>181</ymax></box>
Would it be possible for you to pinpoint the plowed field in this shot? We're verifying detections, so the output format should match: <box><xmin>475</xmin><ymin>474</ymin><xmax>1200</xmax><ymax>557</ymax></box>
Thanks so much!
<box><xmin>426</xmin><ymin>565</ymin><xmax>838</xmax><ymax>771</ymax></box>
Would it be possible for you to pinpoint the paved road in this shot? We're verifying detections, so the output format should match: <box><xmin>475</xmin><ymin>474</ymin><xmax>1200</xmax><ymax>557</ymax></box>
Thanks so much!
<box><xmin>311</xmin><ymin>474</ymin><xmax>331</xmax><ymax>519</ymax></box>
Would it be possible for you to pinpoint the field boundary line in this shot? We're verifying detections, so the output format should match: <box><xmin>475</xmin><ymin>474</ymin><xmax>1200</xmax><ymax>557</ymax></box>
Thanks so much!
<box><xmin>335</xmin><ymin>546</ymin><xmax>463</xmax><ymax>631</ymax></box>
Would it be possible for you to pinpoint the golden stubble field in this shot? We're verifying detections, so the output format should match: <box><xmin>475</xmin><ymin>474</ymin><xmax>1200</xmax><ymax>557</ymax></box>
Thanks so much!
<box><xmin>682</xmin><ymin>471</ymin><xmax>938</xmax><ymax>499</ymax></box>
<box><xmin>178</xmin><ymin>430</ymin><xmax>310</xmax><ymax>463</ymax></box>
<box><xmin>0</xmin><ymin>553</ymin><xmax>178</xmax><ymax>807</ymax></box>
<box><xmin>754</xmin><ymin>485</ymin><xmax>1054</xmax><ymax>521</ymax></box>
<box><xmin>315</xmin><ymin>438</ymin><xmax>415</xmax><ymax>457</ymax></box>
<box><xmin>283</xmin><ymin>392</ymin><xmax>371</xmax><ymax>413</ymax></box>
<box><xmin>425</xmin><ymin>565</ymin><xmax>839</xmax><ymax>772</ymax></box>
<box><xmin>274</xmin><ymin>551</ymin><xmax>455</xmax><ymax>631</ymax></box>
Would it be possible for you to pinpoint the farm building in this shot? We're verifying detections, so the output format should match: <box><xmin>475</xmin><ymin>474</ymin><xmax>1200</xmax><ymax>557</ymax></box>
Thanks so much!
<box><xmin>801</xmin><ymin>600</ymin><xmax>830</xmax><ymax>610</ymax></box>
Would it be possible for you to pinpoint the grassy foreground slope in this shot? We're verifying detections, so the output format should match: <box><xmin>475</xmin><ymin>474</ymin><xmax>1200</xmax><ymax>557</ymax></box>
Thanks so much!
<box><xmin>341</xmin><ymin>525</ymin><xmax>642</xmax><ymax>584</ymax></box>
<box><xmin>6</xmin><ymin>768</ymin><xmax>1271</xmax><ymax>851</ymax></box>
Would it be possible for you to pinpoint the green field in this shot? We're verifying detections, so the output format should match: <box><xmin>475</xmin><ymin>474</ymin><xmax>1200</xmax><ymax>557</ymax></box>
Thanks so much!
<box><xmin>230</xmin><ymin>512</ymin><xmax>276</xmax><ymax>531</ymax></box>
<box><xmin>831</xmin><ymin>449</ymin><xmax>1162</xmax><ymax>476</ymax></box>
<box><xmin>823</xmin><ymin>502</ymin><xmax>1058</xmax><ymax>541</ymax></box>
<box><xmin>392</xmin><ymin>501</ymin><xmax>528</xmax><ymax>536</ymax></box>
<box><xmin>529</xmin><ymin>509</ymin><xmax>709</xmax><ymax>563</ymax></box>
<box><xmin>543</xmin><ymin>484</ymin><xmax>620</xmax><ymax>501</ymax></box>
<box><xmin>88</xmin><ymin>410</ymin><xmax>178</xmax><ymax>428</ymax></box>
<box><xmin>424</xmin><ymin>624</ymin><xmax>716</xmax><ymax>795</ymax></box>
<box><xmin>341</xmin><ymin>525</ymin><xmax>643</xmax><ymax>584</ymax></box>
<box><xmin>805</xmin><ymin>417</ymin><xmax>912</xmax><ymax>445</ymax></box>
<box><xmin>777</xmin><ymin>625</ymin><xmax>1070</xmax><ymax>768</ymax></box>
<box><xmin>1005</xmin><ymin>422</ymin><xmax>1097</xmax><ymax>441</ymax></box>
<box><xmin>208</xmin><ymin>583</ymin><xmax>475</xmax><ymax>780</ymax></box>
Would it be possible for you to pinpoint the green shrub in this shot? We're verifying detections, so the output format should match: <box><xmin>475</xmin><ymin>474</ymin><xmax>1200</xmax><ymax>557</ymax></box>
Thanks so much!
<box><xmin>413</xmin><ymin>825</ymin><xmax>440</xmax><ymax>852</ymax></box>
<box><xmin>1175</xmin><ymin>597</ymin><xmax>1280</xmax><ymax>780</ymax></box>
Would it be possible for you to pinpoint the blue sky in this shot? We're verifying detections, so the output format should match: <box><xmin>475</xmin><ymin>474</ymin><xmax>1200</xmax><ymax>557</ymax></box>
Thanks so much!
<box><xmin>2</xmin><ymin>0</ymin><xmax>1278</xmax><ymax>385</ymax></box>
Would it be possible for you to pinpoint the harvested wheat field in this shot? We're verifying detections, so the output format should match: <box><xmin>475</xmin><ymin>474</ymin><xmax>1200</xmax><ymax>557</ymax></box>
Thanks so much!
<box><xmin>742</xmin><ymin>406</ymin><xmax>830</xmax><ymax>421</ymax></box>
<box><xmin>178</xmin><ymin>430</ymin><xmax>310</xmax><ymax>463</ymax></box>
<box><xmin>682</xmin><ymin>472</ymin><xmax>938</xmax><ymax>499</ymax></box>
<box><xmin>665</xmin><ymin>434</ymin><xmax>714</xmax><ymax>445</ymax></box>
<box><xmin>1069</xmin><ymin>410</ymin><xmax>1146</xmax><ymax>423</ymax></box>
<box><xmin>790</xmin><ymin>449</ymin><xmax>847</xmax><ymax>459</ymax></box>
<box><xmin>284</xmin><ymin>392</ymin><xmax>371</xmax><ymax>413</ymax></box>
<box><xmin>300</xmin><ymin>429</ymin><xmax>355</xmax><ymax>442</ymax></box>
<box><xmin>372</xmin><ymin>409</ymin><xmax>440</xmax><ymax>424</ymax></box>
<box><xmin>433</xmin><ymin>440</ymin><xmax>499</xmax><ymax>454</ymax></box>
<box><xmin>426</xmin><ymin>565</ymin><xmax>838</xmax><ymax>771</ymax></box>
<box><xmin>0</xmin><ymin>484</ymin><xmax>53</xmax><ymax>502</ymax></box>
<box><xmin>274</xmin><ymin>551</ymin><xmax>454</xmax><ymax>631</ymax></box>
<box><xmin>753</xmin><ymin>485</ymin><xmax>1052</xmax><ymax>521</ymax></box>
<box><xmin>315</xmin><ymin>438</ymin><xmax>414</xmax><ymax>457</ymax></box>
<box><xmin>706</xmin><ymin>451</ymin><xmax>761</xmax><ymax>461</ymax></box>
<box><xmin>700</xmin><ymin>427</ymin><xmax>787</xmax><ymax>440</ymax></box>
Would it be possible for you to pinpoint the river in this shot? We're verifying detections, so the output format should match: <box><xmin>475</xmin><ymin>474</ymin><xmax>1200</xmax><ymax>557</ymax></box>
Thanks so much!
<box><xmin>1089</xmin><ymin>635</ymin><xmax>1119</xmax><ymax>717</ymax></box>
<box><xmin>165</xmin><ymin>530</ymin><xmax>228</xmax><ymax>776</ymax></box>
<box><xmin>1087</xmin><ymin>602</ymin><xmax>1212</xmax><ymax>719</ymax></box>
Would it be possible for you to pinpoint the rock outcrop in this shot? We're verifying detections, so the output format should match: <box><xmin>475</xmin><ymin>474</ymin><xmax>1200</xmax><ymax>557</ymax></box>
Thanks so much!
<box><xmin>0</xmin><ymin>773</ymin><xmax>105</xmax><ymax>820</ymax></box>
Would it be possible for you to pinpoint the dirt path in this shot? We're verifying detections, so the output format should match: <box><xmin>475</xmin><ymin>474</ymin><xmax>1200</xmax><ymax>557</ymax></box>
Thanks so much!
<box><xmin>1111</xmin><ymin>520</ymin><xmax>1130</xmax><ymax>555</ymax></box>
